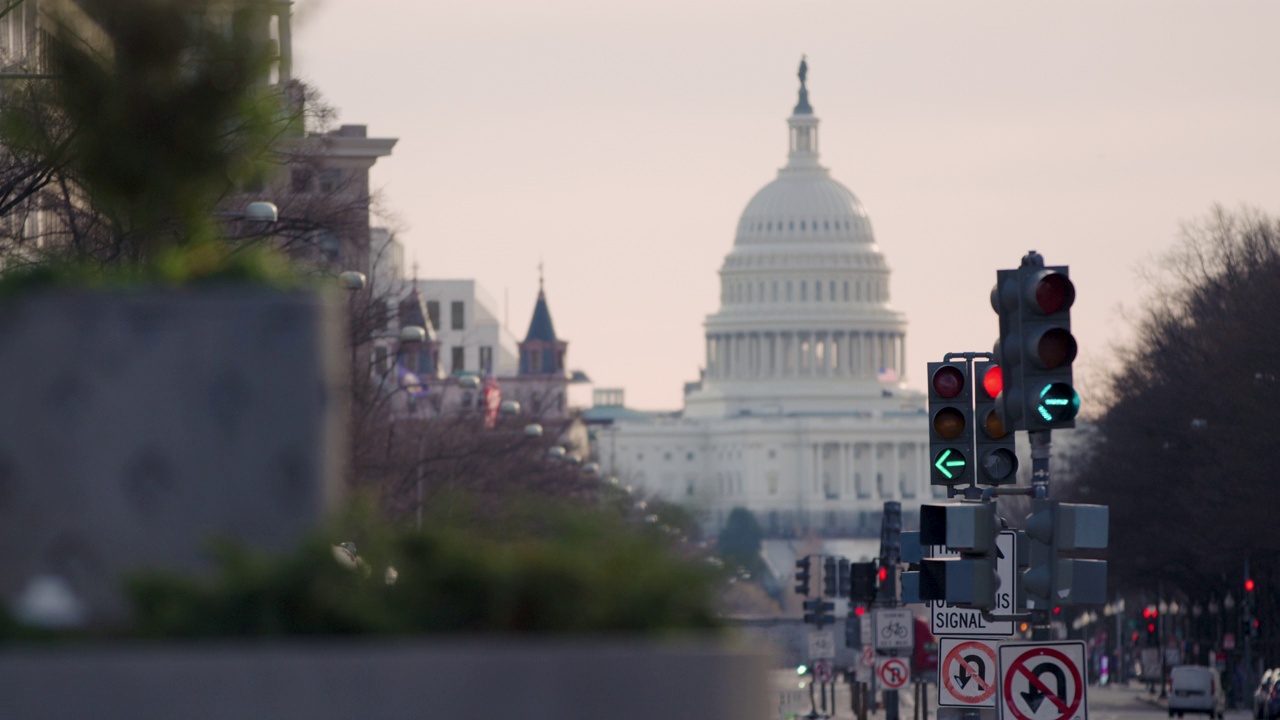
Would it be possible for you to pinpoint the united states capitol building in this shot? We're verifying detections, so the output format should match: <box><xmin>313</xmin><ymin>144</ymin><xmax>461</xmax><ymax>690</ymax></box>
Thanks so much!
<box><xmin>593</xmin><ymin>62</ymin><xmax>938</xmax><ymax>540</ymax></box>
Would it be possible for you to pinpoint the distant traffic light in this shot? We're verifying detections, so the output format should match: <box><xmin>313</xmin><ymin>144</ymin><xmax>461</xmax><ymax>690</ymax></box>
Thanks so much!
<box><xmin>849</xmin><ymin>561</ymin><xmax>877</xmax><ymax>603</ymax></box>
<box><xmin>838</xmin><ymin>558</ymin><xmax>852</xmax><ymax>597</ymax></box>
<box><xmin>795</xmin><ymin>557</ymin><xmax>812</xmax><ymax>596</ymax></box>
<box><xmin>803</xmin><ymin>598</ymin><xmax>835</xmax><ymax>628</ymax></box>
<box><xmin>823</xmin><ymin>556</ymin><xmax>838</xmax><ymax>597</ymax></box>
<box><xmin>991</xmin><ymin>252</ymin><xmax>1080</xmax><ymax>431</ymax></box>
<box><xmin>1246</xmin><ymin>578</ymin><xmax>1256</xmax><ymax>593</ymax></box>
<box><xmin>973</xmin><ymin>360</ymin><xmax>1018</xmax><ymax>485</ymax></box>
<box><xmin>928</xmin><ymin>360</ymin><xmax>972</xmax><ymax>485</ymax></box>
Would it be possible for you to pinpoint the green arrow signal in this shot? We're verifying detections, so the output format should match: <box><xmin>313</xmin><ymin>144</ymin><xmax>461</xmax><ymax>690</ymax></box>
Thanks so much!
<box><xmin>933</xmin><ymin>448</ymin><xmax>967</xmax><ymax>480</ymax></box>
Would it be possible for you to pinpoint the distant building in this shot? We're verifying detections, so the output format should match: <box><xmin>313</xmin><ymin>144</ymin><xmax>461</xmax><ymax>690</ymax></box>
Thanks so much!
<box><xmin>385</xmin><ymin>276</ymin><xmax>591</xmax><ymax>423</ymax></box>
<box><xmin>415</xmin><ymin>279</ymin><xmax>520</xmax><ymax>377</ymax></box>
<box><xmin>594</xmin><ymin>62</ymin><xmax>931</xmax><ymax>539</ymax></box>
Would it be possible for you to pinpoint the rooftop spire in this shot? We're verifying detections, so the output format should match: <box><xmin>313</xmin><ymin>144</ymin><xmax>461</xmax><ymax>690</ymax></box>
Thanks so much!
<box><xmin>793</xmin><ymin>55</ymin><xmax>812</xmax><ymax>115</ymax></box>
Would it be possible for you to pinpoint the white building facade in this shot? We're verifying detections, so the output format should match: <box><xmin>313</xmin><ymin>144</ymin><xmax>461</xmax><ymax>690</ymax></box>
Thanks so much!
<box><xmin>416</xmin><ymin>279</ymin><xmax>521</xmax><ymax>377</ymax></box>
<box><xmin>596</xmin><ymin>65</ymin><xmax>938</xmax><ymax>538</ymax></box>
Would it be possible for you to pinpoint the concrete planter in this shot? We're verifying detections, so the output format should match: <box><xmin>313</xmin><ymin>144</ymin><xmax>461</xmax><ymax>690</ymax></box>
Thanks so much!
<box><xmin>0</xmin><ymin>638</ymin><xmax>769</xmax><ymax>719</ymax></box>
<box><xmin>0</xmin><ymin>288</ymin><xmax>347</xmax><ymax>624</ymax></box>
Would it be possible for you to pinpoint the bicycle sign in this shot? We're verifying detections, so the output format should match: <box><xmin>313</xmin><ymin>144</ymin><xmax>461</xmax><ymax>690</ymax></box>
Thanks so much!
<box><xmin>872</xmin><ymin>608</ymin><xmax>914</xmax><ymax>651</ymax></box>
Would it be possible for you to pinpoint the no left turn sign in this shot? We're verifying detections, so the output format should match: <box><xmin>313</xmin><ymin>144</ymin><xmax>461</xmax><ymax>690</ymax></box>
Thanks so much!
<box><xmin>939</xmin><ymin>637</ymin><xmax>999</xmax><ymax>708</ymax></box>
<box><xmin>877</xmin><ymin>657</ymin><xmax>910</xmax><ymax>690</ymax></box>
<box><xmin>999</xmin><ymin>642</ymin><xmax>1088</xmax><ymax>720</ymax></box>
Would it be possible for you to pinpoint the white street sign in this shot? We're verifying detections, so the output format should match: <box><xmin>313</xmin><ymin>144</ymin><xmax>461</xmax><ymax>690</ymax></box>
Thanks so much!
<box><xmin>931</xmin><ymin>530</ymin><xmax>1016</xmax><ymax>637</ymax></box>
<box><xmin>998</xmin><ymin>642</ymin><xmax>1088</xmax><ymax>720</ymax></box>
<box><xmin>877</xmin><ymin>657</ymin><xmax>911</xmax><ymax>690</ymax></box>
<box><xmin>939</xmin><ymin>637</ymin><xmax>1000</xmax><ymax>708</ymax></box>
<box><xmin>809</xmin><ymin>630</ymin><xmax>836</xmax><ymax>659</ymax></box>
<box><xmin>873</xmin><ymin>608</ymin><xmax>915</xmax><ymax>650</ymax></box>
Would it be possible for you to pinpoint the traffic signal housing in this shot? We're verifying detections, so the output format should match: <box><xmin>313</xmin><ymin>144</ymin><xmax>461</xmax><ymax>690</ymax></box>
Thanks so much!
<box><xmin>849</xmin><ymin>561</ymin><xmax>878</xmax><ymax>603</ymax></box>
<box><xmin>973</xmin><ymin>360</ymin><xmax>1018</xmax><ymax>485</ymax></box>
<box><xmin>928</xmin><ymin>361</ymin><xmax>972</xmax><ymax>486</ymax></box>
<box><xmin>916</xmin><ymin>502</ymin><xmax>1002</xmax><ymax>609</ymax></box>
<box><xmin>803</xmin><ymin>598</ymin><xmax>836</xmax><ymax>628</ymax></box>
<box><xmin>991</xmin><ymin>254</ymin><xmax>1080</xmax><ymax>432</ymax></box>
<box><xmin>1023</xmin><ymin>499</ymin><xmax>1109</xmax><ymax>608</ymax></box>
<box><xmin>795</xmin><ymin>557</ymin><xmax>812</xmax><ymax>596</ymax></box>
<box><xmin>823</xmin><ymin>556</ymin><xmax>838</xmax><ymax>597</ymax></box>
<box><xmin>838</xmin><ymin>558</ymin><xmax>852</xmax><ymax>597</ymax></box>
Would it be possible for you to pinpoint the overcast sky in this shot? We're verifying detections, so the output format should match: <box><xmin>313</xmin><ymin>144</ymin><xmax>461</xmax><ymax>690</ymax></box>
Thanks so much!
<box><xmin>292</xmin><ymin>0</ymin><xmax>1280</xmax><ymax>411</ymax></box>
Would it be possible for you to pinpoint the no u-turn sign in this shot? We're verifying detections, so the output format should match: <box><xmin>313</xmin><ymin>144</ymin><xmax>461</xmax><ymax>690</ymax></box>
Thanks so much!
<box><xmin>998</xmin><ymin>642</ymin><xmax>1088</xmax><ymax>720</ymax></box>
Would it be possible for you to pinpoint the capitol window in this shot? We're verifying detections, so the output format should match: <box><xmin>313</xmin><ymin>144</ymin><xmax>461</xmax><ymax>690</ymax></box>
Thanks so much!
<box><xmin>800</xmin><ymin>220</ymin><xmax>806</xmax><ymax>230</ymax></box>
<box><xmin>815</xmin><ymin>282</ymin><xmax>822</xmax><ymax>301</ymax></box>
<box><xmin>830</xmin><ymin>281</ymin><xmax>836</xmax><ymax>301</ymax></box>
<box><xmin>801</xmin><ymin>281</ymin><xmax>807</xmax><ymax>301</ymax></box>
<box><xmin>786</xmin><ymin>281</ymin><xmax>793</xmax><ymax>301</ymax></box>
<box><xmin>843</xmin><ymin>281</ymin><xmax>849</xmax><ymax>301</ymax></box>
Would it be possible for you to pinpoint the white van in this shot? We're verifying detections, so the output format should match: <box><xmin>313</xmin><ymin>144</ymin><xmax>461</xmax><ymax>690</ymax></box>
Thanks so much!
<box><xmin>1168</xmin><ymin>665</ymin><xmax>1225</xmax><ymax>719</ymax></box>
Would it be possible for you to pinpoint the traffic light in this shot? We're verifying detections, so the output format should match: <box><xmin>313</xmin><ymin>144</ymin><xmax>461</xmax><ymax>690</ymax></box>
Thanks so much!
<box><xmin>1246</xmin><ymin>578</ymin><xmax>1256</xmax><ymax>593</ymax></box>
<box><xmin>928</xmin><ymin>360</ymin><xmax>972</xmax><ymax>485</ymax></box>
<box><xmin>849</xmin><ymin>561</ymin><xmax>878</xmax><ymax>603</ymax></box>
<box><xmin>803</xmin><ymin>598</ymin><xmax>836</xmax><ymax>627</ymax></box>
<box><xmin>823</xmin><ymin>556</ymin><xmax>838</xmax><ymax>597</ymax></box>
<box><xmin>916</xmin><ymin>501</ymin><xmax>1002</xmax><ymax>609</ymax></box>
<box><xmin>991</xmin><ymin>253</ymin><xmax>1080</xmax><ymax>432</ymax></box>
<box><xmin>838</xmin><ymin>558</ymin><xmax>852</xmax><ymax>597</ymax></box>
<box><xmin>845</xmin><ymin>610</ymin><xmax>862</xmax><ymax>647</ymax></box>
<box><xmin>1023</xmin><ymin>498</ymin><xmax>1109</xmax><ymax>608</ymax></box>
<box><xmin>973</xmin><ymin>360</ymin><xmax>1018</xmax><ymax>485</ymax></box>
<box><xmin>1143</xmin><ymin>606</ymin><xmax>1158</xmax><ymax>645</ymax></box>
<box><xmin>795</xmin><ymin>557</ymin><xmax>812</xmax><ymax>596</ymax></box>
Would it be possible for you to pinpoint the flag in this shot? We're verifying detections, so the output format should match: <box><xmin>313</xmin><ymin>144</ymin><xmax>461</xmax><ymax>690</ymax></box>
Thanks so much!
<box><xmin>397</xmin><ymin>363</ymin><xmax>428</xmax><ymax>398</ymax></box>
<box><xmin>877</xmin><ymin>367</ymin><xmax>899</xmax><ymax>383</ymax></box>
<box><xmin>482</xmin><ymin>374</ymin><xmax>502</xmax><ymax>428</ymax></box>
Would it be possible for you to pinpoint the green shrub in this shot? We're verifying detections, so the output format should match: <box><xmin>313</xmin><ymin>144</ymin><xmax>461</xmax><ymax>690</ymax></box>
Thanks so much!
<box><xmin>127</xmin><ymin>500</ymin><xmax>724</xmax><ymax>638</ymax></box>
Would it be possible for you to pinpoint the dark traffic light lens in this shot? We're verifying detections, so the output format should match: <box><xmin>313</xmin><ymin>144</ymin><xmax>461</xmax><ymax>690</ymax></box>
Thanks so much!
<box><xmin>1036</xmin><ymin>328</ymin><xmax>1078</xmax><ymax>369</ymax></box>
<box><xmin>980</xmin><ymin>409</ymin><xmax>1007</xmax><ymax>439</ymax></box>
<box><xmin>980</xmin><ymin>448</ymin><xmax>1017</xmax><ymax>482</ymax></box>
<box><xmin>1037</xmin><ymin>382</ymin><xmax>1080</xmax><ymax>422</ymax></box>
<box><xmin>933</xmin><ymin>407</ymin><xmax>966</xmax><ymax>439</ymax></box>
<box><xmin>932</xmin><ymin>365</ymin><xmax>965</xmax><ymax>399</ymax></box>
<box><xmin>1034</xmin><ymin>272</ymin><xmax>1075</xmax><ymax>314</ymax></box>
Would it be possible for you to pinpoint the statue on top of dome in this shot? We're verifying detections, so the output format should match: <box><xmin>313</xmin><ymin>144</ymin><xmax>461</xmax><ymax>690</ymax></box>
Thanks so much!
<box><xmin>793</xmin><ymin>55</ymin><xmax>812</xmax><ymax>115</ymax></box>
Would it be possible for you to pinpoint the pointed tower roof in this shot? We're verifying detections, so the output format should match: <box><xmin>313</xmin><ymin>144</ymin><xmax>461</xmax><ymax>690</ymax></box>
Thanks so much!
<box><xmin>399</xmin><ymin>264</ymin><xmax>438</xmax><ymax>340</ymax></box>
<box><xmin>523</xmin><ymin>278</ymin><xmax>559</xmax><ymax>343</ymax></box>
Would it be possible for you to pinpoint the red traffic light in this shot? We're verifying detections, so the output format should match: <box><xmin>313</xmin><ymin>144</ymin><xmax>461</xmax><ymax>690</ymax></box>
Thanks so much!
<box><xmin>982</xmin><ymin>364</ymin><xmax>1003</xmax><ymax>399</ymax></box>
<box><xmin>932</xmin><ymin>365</ymin><xmax>965</xmax><ymax>399</ymax></box>
<box><xmin>1246</xmin><ymin>578</ymin><xmax>1256</xmax><ymax>592</ymax></box>
<box><xmin>854</xmin><ymin>606</ymin><xmax>866</xmax><ymax>617</ymax></box>
<box><xmin>878</xmin><ymin>567</ymin><xmax>888</xmax><ymax>583</ymax></box>
<box><xmin>1147</xmin><ymin>623</ymin><xmax>1156</xmax><ymax>633</ymax></box>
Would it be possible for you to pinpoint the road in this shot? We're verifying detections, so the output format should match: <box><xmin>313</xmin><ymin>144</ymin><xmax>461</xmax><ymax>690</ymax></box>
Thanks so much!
<box><xmin>773</xmin><ymin>673</ymin><xmax>1252</xmax><ymax>720</ymax></box>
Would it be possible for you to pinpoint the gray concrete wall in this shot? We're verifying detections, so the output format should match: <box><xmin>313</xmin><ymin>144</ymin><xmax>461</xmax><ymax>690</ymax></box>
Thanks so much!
<box><xmin>0</xmin><ymin>288</ymin><xmax>347</xmax><ymax>624</ymax></box>
<box><xmin>0</xmin><ymin>639</ymin><xmax>770</xmax><ymax>719</ymax></box>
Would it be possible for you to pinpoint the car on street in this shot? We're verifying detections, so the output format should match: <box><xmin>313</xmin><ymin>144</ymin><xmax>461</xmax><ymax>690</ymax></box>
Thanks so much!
<box><xmin>1255</xmin><ymin>668</ymin><xmax>1280</xmax><ymax>719</ymax></box>
<box><xmin>1168</xmin><ymin>665</ymin><xmax>1225</xmax><ymax>719</ymax></box>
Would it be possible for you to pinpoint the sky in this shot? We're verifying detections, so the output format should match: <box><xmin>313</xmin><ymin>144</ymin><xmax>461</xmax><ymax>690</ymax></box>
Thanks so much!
<box><xmin>291</xmin><ymin>0</ymin><xmax>1280</xmax><ymax>411</ymax></box>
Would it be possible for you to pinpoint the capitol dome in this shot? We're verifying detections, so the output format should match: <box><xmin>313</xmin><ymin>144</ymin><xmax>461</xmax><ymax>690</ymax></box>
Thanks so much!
<box><xmin>734</xmin><ymin>170</ymin><xmax>875</xmax><ymax>247</ymax></box>
<box><xmin>684</xmin><ymin>59</ymin><xmax>909</xmax><ymax>419</ymax></box>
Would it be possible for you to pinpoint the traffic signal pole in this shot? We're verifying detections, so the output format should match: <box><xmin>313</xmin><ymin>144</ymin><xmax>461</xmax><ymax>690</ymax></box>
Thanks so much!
<box><xmin>879</xmin><ymin>502</ymin><xmax>902</xmax><ymax>720</ymax></box>
<box><xmin>1029</xmin><ymin>430</ymin><xmax>1053</xmax><ymax>642</ymax></box>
